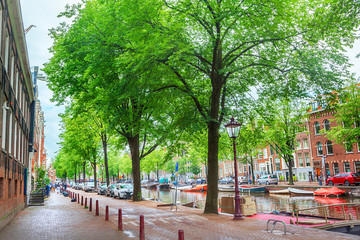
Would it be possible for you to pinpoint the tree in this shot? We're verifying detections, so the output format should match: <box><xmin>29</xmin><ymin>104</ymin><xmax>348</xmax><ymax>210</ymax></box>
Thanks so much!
<box><xmin>237</xmin><ymin>114</ymin><xmax>266</xmax><ymax>185</ymax></box>
<box><xmin>262</xmin><ymin>98</ymin><xmax>307</xmax><ymax>185</ymax></box>
<box><xmin>326</xmin><ymin>82</ymin><xmax>360</xmax><ymax>148</ymax></box>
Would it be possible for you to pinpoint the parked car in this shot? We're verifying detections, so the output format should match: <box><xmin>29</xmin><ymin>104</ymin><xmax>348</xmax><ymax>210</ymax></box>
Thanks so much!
<box><xmin>238</xmin><ymin>176</ymin><xmax>248</xmax><ymax>185</ymax></box>
<box><xmin>257</xmin><ymin>175</ymin><xmax>278</xmax><ymax>185</ymax></box>
<box><xmin>105</xmin><ymin>183</ymin><xmax>117</xmax><ymax>197</ymax></box>
<box><xmin>97</xmin><ymin>184</ymin><xmax>108</xmax><ymax>195</ymax></box>
<box><xmin>196</xmin><ymin>178</ymin><xmax>207</xmax><ymax>184</ymax></box>
<box><xmin>218</xmin><ymin>177</ymin><xmax>234</xmax><ymax>184</ymax></box>
<box><xmin>73</xmin><ymin>183</ymin><xmax>79</xmax><ymax>189</ymax></box>
<box><xmin>84</xmin><ymin>182</ymin><xmax>95</xmax><ymax>192</ymax></box>
<box><xmin>327</xmin><ymin>172</ymin><xmax>360</xmax><ymax>186</ymax></box>
<box><xmin>78</xmin><ymin>183</ymin><xmax>84</xmax><ymax>190</ymax></box>
<box><xmin>113</xmin><ymin>184</ymin><xmax>133</xmax><ymax>199</ymax></box>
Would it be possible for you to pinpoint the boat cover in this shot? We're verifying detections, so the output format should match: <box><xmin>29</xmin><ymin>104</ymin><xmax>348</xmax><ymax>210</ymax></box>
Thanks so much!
<box><xmin>314</xmin><ymin>187</ymin><xmax>345</xmax><ymax>196</ymax></box>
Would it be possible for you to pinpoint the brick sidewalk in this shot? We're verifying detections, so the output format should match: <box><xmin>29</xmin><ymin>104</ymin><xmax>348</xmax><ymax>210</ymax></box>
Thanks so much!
<box><xmin>0</xmin><ymin>190</ymin><xmax>357</xmax><ymax>240</ymax></box>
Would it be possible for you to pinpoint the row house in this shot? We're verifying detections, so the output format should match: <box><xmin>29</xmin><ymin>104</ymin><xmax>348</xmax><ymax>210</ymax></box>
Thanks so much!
<box><xmin>0</xmin><ymin>0</ymin><xmax>35</xmax><ymax>231</ymax></box>
<box><xmin>308</xmin><ymin>100</ymin><xmax>360</xmax><ymax>178</ymax></box>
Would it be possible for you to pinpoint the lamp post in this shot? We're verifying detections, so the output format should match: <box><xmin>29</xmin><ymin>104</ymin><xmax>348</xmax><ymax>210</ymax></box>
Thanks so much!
<box><xmin>225</xmin><ymin>117</ymin><xmax>243</xmax><ymax>220</ymax></box>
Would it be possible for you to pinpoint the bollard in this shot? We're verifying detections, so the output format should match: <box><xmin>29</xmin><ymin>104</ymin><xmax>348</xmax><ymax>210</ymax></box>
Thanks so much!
<box><xmin>78</xmin><ymin>193</ymin><xmax>80</xmax><ymax>203</ymax></box>
<box><xmin>75</xmin><ymin>193</ymin><xmax>77</xmax><ymax>202</ymax></box>
<box><xmin>85</xmin><ymin>198</ymin><xmax>88</xmax><ymax>208</ymax></box>
<box><xmin>118</xmin><ymin>209</ymin><xmax>123</xmax><ymax>231</ymax></box>
<box><xmin>178</xmin><ymin>229</ymin><xmax>184</xmax><ymax>240</ymax></box>
<box><xmin>105</xmin><ymin>205</ymin><xmax>109</xmax><ymax>221</ymax></box>
<box><xmin>140</xmin><ymin>215</ymin><xmax>144</xmax><ymax>240</ymax></box>
<box><xmin>81</xmin><ymin>196</ymin><xmax>84</xmax><ymax>206</ymax></box>
<box><xmin>89</xmin><ymin>198</ymin><xmax>92</xmax><ymax>212</ymax></box>
<box><xmin>96</xmin><ymin>200</ymin><xmax>99</xmax><ymax>216</ymax></box>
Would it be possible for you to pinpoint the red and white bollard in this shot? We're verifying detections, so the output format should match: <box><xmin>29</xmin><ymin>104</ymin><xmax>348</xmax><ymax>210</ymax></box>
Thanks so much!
<box><xmin>89</xmin><ymin>198</ymin><xmax>92</xmax><ymax>212</ymax></box>
<box><xmin>140</xmin><ymin>215</ymin><xmax>144</xmax><ymax>240</ymax></box>
<box><xmin>178</xmin><ymin>229</ymin><xmax>184</xmax><ymax>240</ymax></box>
<box><xmin>96</xmin><ymin>200</ymin><xmax>99</xmax><ymax>216</ymax></box>
<box><xmin>105</xmin><ymin>205</ymin><xmax>109</xmax><ymax>221</ymax></box>
<box><xmin>118</xmin><ymin>209</ymin><xmax>123</xmax><ymax>231</ymax></box>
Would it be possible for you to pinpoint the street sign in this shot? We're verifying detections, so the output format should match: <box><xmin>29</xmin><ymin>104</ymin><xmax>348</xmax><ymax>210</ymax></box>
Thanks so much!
<box><xmin>175</xmin><ymin>162</ymin><xmax>179</xmax><ymax>172</ymax></box>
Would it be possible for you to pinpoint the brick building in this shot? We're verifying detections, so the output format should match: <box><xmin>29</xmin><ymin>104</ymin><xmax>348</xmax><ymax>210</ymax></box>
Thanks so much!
<box><xmin>0</xmin><ymin>0</ymin><xmax>35</xmax><ymax>231</ymax></box>
<box><xmin>308</xmin><ymin>100</ymin><xmax>360</xmax><ymax>178</ymax></box>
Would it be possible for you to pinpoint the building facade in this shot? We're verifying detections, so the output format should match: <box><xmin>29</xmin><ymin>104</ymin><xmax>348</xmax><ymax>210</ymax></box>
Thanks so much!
<box><xmin>308</xmin><ymin>100</ymin><xmax>360</xmax><ymax>178</ymax></box>
<box><xmin>0</xmin><ymin>0</ymin><xmax>34</xmax><ymax>231</ymax></box>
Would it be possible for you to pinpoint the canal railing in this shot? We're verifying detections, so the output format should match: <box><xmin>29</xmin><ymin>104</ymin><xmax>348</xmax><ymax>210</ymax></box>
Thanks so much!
<box><xmin>293</xmin><ymin>203</ymin><xmax>360</xmax><ymax>225</ymax></box>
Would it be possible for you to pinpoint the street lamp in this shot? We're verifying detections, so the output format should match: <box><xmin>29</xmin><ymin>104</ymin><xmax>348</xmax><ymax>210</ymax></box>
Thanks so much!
<box><xmin>225</xmin><ymin>117</ymin><xmax>243</xmax><ymax>220</ymax></box>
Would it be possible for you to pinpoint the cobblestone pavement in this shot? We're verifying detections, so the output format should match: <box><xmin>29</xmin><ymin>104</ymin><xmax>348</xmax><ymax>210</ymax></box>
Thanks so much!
<box><xmin>0</xmin><ymin>189</ymin><xmax>358</xmax><ymax>240</ymax></box>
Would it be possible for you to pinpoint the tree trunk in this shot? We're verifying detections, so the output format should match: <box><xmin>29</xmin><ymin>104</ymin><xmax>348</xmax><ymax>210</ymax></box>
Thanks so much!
<box><xmin>250</xmin><ymin>156</ymin><xmax>256</xmax><ymax>185</ymax></box>
<box><xmin>101</xmin><ymin>133</ymin><xmax>110</xmax><ymax>186</ymax></box>
<box><xmin>288</xmin><ymin>155</ymin><xmax>294</xmax><ymax>185</ymax></box>
<box><xmin>128</xmin><ymin>134</ymin><xmax>142</xmax><ymax>201</ymax></box>
<box><xmin>156</xmin><ymin>163</ymin><xmax>159</xmax><ymax>181</ymax></box>
<box><xmin>93</xmin><ymin>160</ymin><xmax>97</xmax><ymax>188</ymax></box>
<box><xmin>83</xmin><ymin>161</ymin><xmax>86</xmax><ymax>183</ymax></box>
<box><xmin>204</xmin><ymin>120</ymin><xmax>220</xmax><ymax>214</ymax></box>
<box><xmin>79</xmin><ymin>170</ymin><xmax>81</xmax><ymax>183</ymax></box>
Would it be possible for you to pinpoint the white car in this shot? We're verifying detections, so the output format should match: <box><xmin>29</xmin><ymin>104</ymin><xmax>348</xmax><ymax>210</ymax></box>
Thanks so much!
<box><xmin>113</xmin><ymin>184</ymin><xmax>133</xmax><ymax>199</ymax></box>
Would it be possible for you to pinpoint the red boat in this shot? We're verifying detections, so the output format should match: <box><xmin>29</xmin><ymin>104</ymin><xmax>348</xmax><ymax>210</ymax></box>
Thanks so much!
<box><xmin>314</xmin><ymin>187</ymin><xmax>345</xmax><ymax>196</ymax></box>
<box><xmin>182</xmin><ymin>184</ymin><xmax>207</xmax><ymax>192</ymax></box>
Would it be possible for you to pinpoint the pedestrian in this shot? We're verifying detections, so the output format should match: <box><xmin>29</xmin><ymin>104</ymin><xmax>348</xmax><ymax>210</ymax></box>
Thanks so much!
<box><xmin>319</xmin><ymin>175</ymin><xmax>322</xmax><ymax>186</ymax></box>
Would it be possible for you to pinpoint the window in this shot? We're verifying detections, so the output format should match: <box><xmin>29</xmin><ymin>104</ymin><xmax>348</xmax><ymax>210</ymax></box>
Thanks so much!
<box><xmin>325</xmin><ymin>163</ymin><xmax>330</xmax><ymax>176</ymax></box>
<box><xmin>270</xmin><ymin>145</ymin><xmax>274</xmax><ymax>155</ymax></box>
<box><xmin>219</xmin><ymin>168</ymin><xmax>223</xmax><ymax>178</ymax></box>
<box><xmin>324</xmin><ymin>119</ymin><xmax>330</xmax><ymax>131</ymax></box>
<box><xmin>303</xmin><ymin>138</ymin><xmax>309</xmax><ymax>149</ymax></box>
<box><xmin>8</xmin><ymin>179</ymin><xmax>11</xmax><ymax>198</ymax></box>
<box><xmin>296</xmin><ymin>139</ymin><xmax>301</xmax><ymax>149</ymax></box>
<box><xmin>275</xmin><ymin>158</ymin><xmax>281</xmax><ymax>171</ymax></box>
<box><xmin>14</xmin><ymin>180</ymin><xmax>17</xmax><ymax>196</ymax></box>
<box><xmin>9</xmin><ymin>110</ymin><xmax>12</xmax><ymax>155</ymax></box>
<box><xmin>345</xmin><ymin>142</ymin><xmax>353</xmax><ymax>153</ymax></box>
<box><xmin>333</xmin><ymin>163</ymin><xmax>339</xmax><ymax>175</ymax></box>
<box><xmin>224</xmin><ymin>164</ymin><xmax>228</xmax><ymax>174</ymax></box>
<box><xmin>238</xmin><ymin>162</ymin><xmax>242</xmax><ymax>173</ymax></box>
<box><xmin>263</xmin><ymin>148</ymin><xmax>268</xmax><ymax>159</ymax></box>
<box><xmin>298</xmin><ymin>153</ymin><xmax>303</xmax><ymax>167</ymax></box>
<box><xmin>4</xmin><ymin>31</ymin><xmax>9</xmax><ymax>70</ymax></box>
<box><xmin>0</xmin><ymin>178</ymin><xmax>3</xmax><ymax>199</ymax></box>
<box><xmin>355</xmin><ymin>161</ymin><xmax>360</xmax><ymax>172</ymax></box>
<box><xmin>228</xmin><ymin>164</ymin><xmax>232</xmax><ymax>175</ymax></box>
<box><xmin>326</xmin><ymin>141</ymin><xmax>333</xmax><ymax>155</ymax></box>
<box><xmin>243</xmin><ymin>165</ymin><xmax>247</xmax><ymax>173</ymax></box>
<box><xmin>305</xmin><ymin>153</ymin><xmax>310</xmax><ymax>167</ymax></box>
<box><xmin>314</xmin><ymin>122</ymin><xmax>320</xmax><ymax>135</ymax></box>
<box><xmin>316</xmin><ymin>142</ymin><xmax>323</xmax><ymax>156</ymax></box>
<box><xmin>2</xmin><ymin>102</ymin><xmax>7</xmax><ymax>149</ymax></box>
<box><xmin>344</xmin><ymin>162</ymin><xmax>350</xmax><ymax>172</ymax></box>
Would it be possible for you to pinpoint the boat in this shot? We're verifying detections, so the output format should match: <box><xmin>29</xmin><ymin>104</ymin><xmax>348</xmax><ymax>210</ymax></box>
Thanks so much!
<box><xmin>182</xmin><ymin>184</ymin><xmax>207</xmax><ymax>192</ymax></box>
<box><xmin>144</xmin><ymin>183</ymin><xmax>159</xmax><ymax>190</ymax></box>
<box><xmin>269</xmin><ymin>189</ymin><xmax>290</xmax><ymax>194</ymax></box>
<box><xmin>314</xmin><ymin>187</ymin><xmax>346</xmax><ymax>196</ymax></box>
<box><xmin>157</xmin><ymin>183</ymin><xmax>170</xmax><ymax>190</ymax></box>
<box><xmin>288</xmin><ymin>188</ymin><xmax>314</xmax><ymax>196</ymax></box>
<box><xmin>239</xmin><ymin>186</ymin><xmax>266</xmax><ymax>193</ymax></box>
<box><xmin>218</xmin><ymin>186</ymin><xmax>235</xmax><ymax>192</ymax></box>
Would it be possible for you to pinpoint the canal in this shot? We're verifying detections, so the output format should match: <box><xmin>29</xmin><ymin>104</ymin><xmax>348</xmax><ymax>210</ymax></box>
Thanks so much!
<box><xmin>142</xmin><ymin>188</ymin><xmax>360</xmax><ymax>218</ymax></box>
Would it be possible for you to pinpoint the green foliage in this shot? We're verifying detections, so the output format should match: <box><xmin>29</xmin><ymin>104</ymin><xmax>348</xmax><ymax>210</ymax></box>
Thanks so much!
<box><xmin>326</xmin><ymin>82</ymin><xmax>360</xmax><ymax>147</ymax></box>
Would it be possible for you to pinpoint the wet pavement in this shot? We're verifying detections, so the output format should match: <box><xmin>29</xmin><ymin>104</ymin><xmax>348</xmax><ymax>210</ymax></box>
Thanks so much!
<box><xmin>0</xmin><ymin>189</ymin><xmax>358</xmax><ymax>240</ymax></box>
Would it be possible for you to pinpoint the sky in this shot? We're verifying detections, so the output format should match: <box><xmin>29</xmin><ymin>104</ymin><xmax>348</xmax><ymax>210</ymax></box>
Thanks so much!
<box><xmin>20</xmin><ymin>0</ymin><xmax>81</xmax><ymax>162</ymax></box>
<box><xmin>18</xmin><ymin>0</ymin><xmax>360</xmax><ymax>163</ymax></box>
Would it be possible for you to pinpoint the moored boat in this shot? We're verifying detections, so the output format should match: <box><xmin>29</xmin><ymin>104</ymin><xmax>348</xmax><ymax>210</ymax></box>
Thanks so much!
<box><xmin>239</xmin><ymin>185</ymin><xmax>266</xmax><ymax>193</ymax></box>
<box><xmin>288</xmin><ymin>188</ymin><xmax>314</xmax><ymax>196</ymax></box>
<box><xmin>157</xmin><ymin>183</ymin><xmax>170</xmax><ymax>190</ymax></box>
<box><xmin>269</xmin><ymin>188</ymin><xmax>290</xmax><ymax>194</ymax></box>
<box><xmin>314</xmin><ymin>187</ymin><xmax>345</xmax><ymax>196</ymax></box>
<box><xmin>182</xmin><ymin>184</ymin><xmax>207</xmax><ymax>192</ymax></box>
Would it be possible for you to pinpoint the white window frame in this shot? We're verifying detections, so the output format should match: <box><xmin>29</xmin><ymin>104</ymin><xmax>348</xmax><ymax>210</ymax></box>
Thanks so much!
<box><xmin>326</xmin><ymin>141</ymin><xmax>334</xmax><ymax>155</ymax></box>
<box><xmin>303</xmin><ymin>138</ymin><xmax>309</xmax><ymax>149</ymax></box>
<box><xmin>314</xmin><ymin>122</ymin><xmax>320</xmax><ymax>135</ymax></box>
<box><xmin>2</xmin><ymin>102</ymin><xmax>7</xmax><ymax>149</ymax></box>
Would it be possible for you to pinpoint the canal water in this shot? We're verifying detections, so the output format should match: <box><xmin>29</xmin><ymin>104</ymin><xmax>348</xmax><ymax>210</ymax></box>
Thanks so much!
<box><xmin>142</xmin><ymin>188</ymin><xmax>360</xmax><ymax>218</ymax></box>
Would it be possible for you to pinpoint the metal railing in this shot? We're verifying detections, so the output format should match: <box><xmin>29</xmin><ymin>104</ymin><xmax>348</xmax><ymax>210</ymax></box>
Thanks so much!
<box><xmin>293</xmin><ymin>203</ymin><xmax>360</xmax><ymax>225</ymax></box>
<box><xmin>266</xmin><ymin>219</ymin><xmax>286</xmax><ymax>234</ymax></box>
